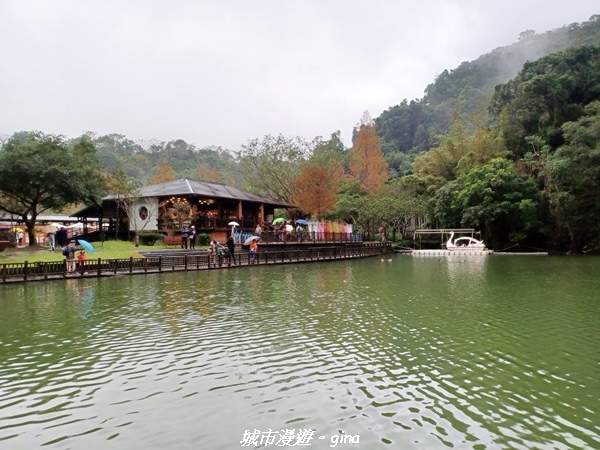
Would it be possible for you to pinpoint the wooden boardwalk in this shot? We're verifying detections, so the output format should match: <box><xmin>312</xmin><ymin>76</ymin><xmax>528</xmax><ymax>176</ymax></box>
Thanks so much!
<box><xmin>0</xmin><ymin>243</ymin><xmax>392</xmax><ymax>284</ymax></box>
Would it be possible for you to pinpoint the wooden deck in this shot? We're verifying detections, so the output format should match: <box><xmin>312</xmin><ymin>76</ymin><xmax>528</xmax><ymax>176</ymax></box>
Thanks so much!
<box><xmin>0</xmin><ymin>243</ymin><xmax>392</xmax><ymax>284</ymax></box>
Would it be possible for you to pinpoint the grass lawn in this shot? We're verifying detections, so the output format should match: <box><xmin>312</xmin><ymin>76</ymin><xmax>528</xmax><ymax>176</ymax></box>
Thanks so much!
<box><xmin>0</xmin><ymin>240</ymin><xmax>198</xmax><ymax>264</ymax></box>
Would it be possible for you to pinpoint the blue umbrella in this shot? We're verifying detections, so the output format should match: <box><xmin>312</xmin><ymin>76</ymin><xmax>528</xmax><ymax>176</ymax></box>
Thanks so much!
<box><xmin>77</xmin><ymin>239</ymin><xmax>95</xmax><ymax>254</ymax></box>
<box><xmin>296</xmin><ymin>219</ymin><xmax>308</xmax><ymax>225</ymax></box>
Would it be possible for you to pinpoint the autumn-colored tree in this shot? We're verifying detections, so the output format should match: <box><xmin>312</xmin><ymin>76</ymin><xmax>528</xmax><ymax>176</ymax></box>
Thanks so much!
<box><xmin>150</xmin><ymin>164</ymin><xmax>176</xmax><ymax>185</ymax></box>
<box><xmin>292</xmin><ymin>159</ymin><xmax>344</xmax><ymax>219</ymax></box>
<box><xmin>198</xmin><ymin>163</ymin><xmax>221</xmax><ymax>182</ymax></box>
<box><xmin>349</xmin><ymin>112</ymin><xmax>388</xmax><ymax>193</ymax></box>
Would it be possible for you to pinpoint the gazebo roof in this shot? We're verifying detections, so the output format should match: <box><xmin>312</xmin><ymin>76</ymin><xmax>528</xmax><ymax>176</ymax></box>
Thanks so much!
<box><xmin>72</xmin><ymin>178</ymin><xmax>293</xmax><ymax>218</ymax></box>
<box><xmin>131</xmin><ymin>178</ymin><xmax>291</xmax><ymax>207</ymax></box>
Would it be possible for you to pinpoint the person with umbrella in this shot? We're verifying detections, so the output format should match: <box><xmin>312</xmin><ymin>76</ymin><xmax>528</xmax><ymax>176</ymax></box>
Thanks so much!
<box><xmin>228</xmin><ymin>221</ymin><xmax>239</xmax><ymax>238</ymax></box>
<box><xmin>249</xmin><ymin>239</ymin><xmax>258</xmax><ymax>264</ymax></box>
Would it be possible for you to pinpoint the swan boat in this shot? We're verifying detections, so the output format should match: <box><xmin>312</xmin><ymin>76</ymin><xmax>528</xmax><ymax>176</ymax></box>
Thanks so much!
<box><xmin>446</xmin><ymin>231</ymin><xmax>487</xmax><ymax>252</ymax></box>
<box><xmin>408</xmin><ymin>230</ymin><xmax>493</xmax><ymax>256</ymax></box>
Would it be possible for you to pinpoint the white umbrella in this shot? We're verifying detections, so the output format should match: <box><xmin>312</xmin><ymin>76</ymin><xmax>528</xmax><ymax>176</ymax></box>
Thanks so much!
<box><xmin>285</xmin><ymin>224</ymin><xmax>293</xmax><ymax>232</ymax></box>
<box><xmin>244</xmin><ymin>235</ymin><xmax>260</xmax><ymax>245</ymax></box>
<box><xmin>228</xmin><ymin>221</ymin><xmax>240</xmax><ymax>227</ymax></box>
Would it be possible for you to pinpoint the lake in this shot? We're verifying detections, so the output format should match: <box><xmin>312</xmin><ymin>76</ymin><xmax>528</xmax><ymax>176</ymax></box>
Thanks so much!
<box><xmin>0</xmin><ymin>255</ymin><xmax>598</xmax><ymax>449</ymax></box>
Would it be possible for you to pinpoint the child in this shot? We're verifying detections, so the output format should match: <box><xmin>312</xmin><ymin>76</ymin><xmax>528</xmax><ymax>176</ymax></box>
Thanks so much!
<box><xmin>77</xmin><ymin>251</ymin><xmax>87</xmax><ymax>275</ymax></box>
<box><xmin>249</xmin><ymin>240</ymin><xmax>258</xmax><ymax>264</ymax></box>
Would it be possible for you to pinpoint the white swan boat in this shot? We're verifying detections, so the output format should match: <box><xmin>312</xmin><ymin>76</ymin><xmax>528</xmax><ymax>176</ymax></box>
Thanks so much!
<box><xmin>407</xmin><ymin>229</ymin><xmax>493</xmax><ymax>256</ymax></box>
<box><xmin>446</xmin><ymin>231</ymin><xmax>486</xmax><ymax>251</ymax></box>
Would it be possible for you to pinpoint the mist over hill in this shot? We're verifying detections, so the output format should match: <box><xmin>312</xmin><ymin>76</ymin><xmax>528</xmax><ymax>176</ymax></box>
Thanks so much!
<box><xmin>375</xmin><ymin>14</ymin><xmax>600</xmax><ymax>176</ymax></box>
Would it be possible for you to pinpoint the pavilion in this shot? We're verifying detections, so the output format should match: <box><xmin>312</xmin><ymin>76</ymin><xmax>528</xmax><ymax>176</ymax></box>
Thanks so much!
<box><xmin>72</xmin><ymin>178</ymin><xmax>293</xmax><ymax>240</ymax></box>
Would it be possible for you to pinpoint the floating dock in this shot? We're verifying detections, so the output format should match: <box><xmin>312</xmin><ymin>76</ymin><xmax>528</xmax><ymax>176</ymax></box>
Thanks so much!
<box><xmin>402</xmin><ymin>249</ymin><xmax>494</xmax><ymax>256</ymax></box>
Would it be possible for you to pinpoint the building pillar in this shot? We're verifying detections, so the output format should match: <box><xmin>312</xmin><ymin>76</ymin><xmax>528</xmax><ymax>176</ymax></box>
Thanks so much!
<box><xmin>259</xmin><ymin>203</ymin><xmax>264</xmax><ymax>226</ymax></box>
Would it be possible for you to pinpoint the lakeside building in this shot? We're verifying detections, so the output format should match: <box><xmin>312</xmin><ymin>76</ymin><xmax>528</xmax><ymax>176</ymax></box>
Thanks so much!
<box><xmin>72</xmin><ymin>178</ymin><xmax>293</xmax><ymax>242</ymax></box>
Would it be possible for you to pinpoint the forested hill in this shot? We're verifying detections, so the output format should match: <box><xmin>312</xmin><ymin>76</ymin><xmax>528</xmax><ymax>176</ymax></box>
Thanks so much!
<box><xmin>375</xmin><ymin>14</ymin><xmax>600</xmax><ymax>174</ymax></box>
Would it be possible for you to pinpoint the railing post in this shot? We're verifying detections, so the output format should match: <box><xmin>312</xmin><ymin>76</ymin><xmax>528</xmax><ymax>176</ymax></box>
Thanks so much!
<box><xmin>63</xmin><ymin>260</ymin><xmax>67</xmax><ymax>278</ymax></box>
<box><xmin>184</xmin><ymin>254</ymin><xmax>188</xmax><ymax>271</ymax></box>
<box><xmin>23</xmin><ymin>261</ymin><xmax>28</xmax><ymax>281</ymax></box>
<box><xmin>129</xmin><ymin>257</ymin><xmax>133</xmax><ymax>274</ymax></box>
<box><xmin>44</xmin><ymin>262</ymin><xmax>48</xmax><ymax>280</ymax></box>
<box><xmin>159</xmin><ymin>256</ymin><xmax>162</xmax><ymax>272</ymax></box>
<box><xmin>1</xmin><ymin>264</ymin><xmax>5</xmax><ymax>283</ymax></box>
<box><xmin>98</xmin><ymin>258</ymin><xmax>102</xmax><ymax>276</ymax></box>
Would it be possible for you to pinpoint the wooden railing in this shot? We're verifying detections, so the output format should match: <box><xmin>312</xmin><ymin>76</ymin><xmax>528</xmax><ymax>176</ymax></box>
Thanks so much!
<box><xmin>0</xmin><ymin>243</ymin><xmax>391</xmax><ymax>283</ymax></box>
<box><xmin>234</xmin><ymin>231</ymin><xmax>363</xmax><ymax>245</ymax></box>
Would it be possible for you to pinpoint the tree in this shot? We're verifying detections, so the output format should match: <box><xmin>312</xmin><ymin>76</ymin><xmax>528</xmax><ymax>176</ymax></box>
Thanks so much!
<box><xmin>545</xmin><ymin>101</ymin><xmax>600</xmax><ymax>251</ymax></box>
<box><xmin>169</xmin><ymin>198</ymin><xmax>191</xmax><ymax>231</ymax></box>
<box><xmin>0</xmin><ymin>132</ymin><xmax>105</xmax><ymax>246</ymax></box>
<box><xmin>292</xmin><ymin>159</ymin><xmax>344</xmax><ymax>219</ymax></box>
<box><xmin>430</xmin><ymin>158</ymin><xmax>540</xmax><ymax>247</ymax></box>
<box><xmin>238</xmin><ymin>134</ymin><xmax>311</xmax><ymax>204</ymax></box>
<box><xmin>348</xmin><ymin>112</ymin><xmax>388</xmax><ymax>194</ymax></box>
<box><xmin>150</xmin><ymin>165</ymin><xmax>177</xmax><ymax>185</ymax></box>
<box><xmin>489</xmin><ymin>45</ymin><xmax>600</xmax><ymax>157</ymax></box>
<box><xmin>373</xmin><ymin>177</ymin><xmax>429</xmax><ymax>240</ymax></box>
<box><xmin>198</xmin><ymin>163</ymin><xmax>220</xmax><ymax>183</ymax></box>
<box><xmin>105</xmin><ymin>170</ymin><xmax>142</xmax><ymax>240</ymax></box>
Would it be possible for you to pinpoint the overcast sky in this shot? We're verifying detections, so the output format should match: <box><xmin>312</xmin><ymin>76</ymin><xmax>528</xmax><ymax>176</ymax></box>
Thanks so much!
<box><xmin>1</xmin><ymin>1</ymin><xmax>598</xmax><ymax>151</ymax></box>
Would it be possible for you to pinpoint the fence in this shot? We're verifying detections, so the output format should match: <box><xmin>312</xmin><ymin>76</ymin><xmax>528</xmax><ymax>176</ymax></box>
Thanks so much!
<box><xmin>0</xmin><ymin>243</ymin><xmax>390</xmax><ymax>283</ymax></box>
<box><xmin>234</xmin><ymin>231</ymin><xmax>363</xmax><ymax>245</ymax></box>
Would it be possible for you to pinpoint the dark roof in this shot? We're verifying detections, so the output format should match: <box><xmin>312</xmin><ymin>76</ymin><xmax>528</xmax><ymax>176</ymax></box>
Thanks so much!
<box><xmin>132</xmin><ymin>178</ymin><xmax>292</xmax><ymax>207</ymax></box>
<box><xmin>72</xmin><ymin>178</ymin><xmax>293</xmax><ymax>218</ymax></box>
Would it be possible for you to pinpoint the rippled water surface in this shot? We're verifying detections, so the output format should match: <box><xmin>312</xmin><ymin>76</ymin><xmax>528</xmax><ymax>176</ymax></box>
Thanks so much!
<box><xmin>1</xmin><ymin>256</ymin><xmax>599</xmax><ymax>449</ymax></box>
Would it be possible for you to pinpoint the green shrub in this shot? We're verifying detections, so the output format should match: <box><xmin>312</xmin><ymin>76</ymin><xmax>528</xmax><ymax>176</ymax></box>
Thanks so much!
<box><xmin>138</xmin><ymin>233</ymin><xmax>165</xmax><ymax>246</ymax></box>
<box><xmin>198</xmin><ymin>232</ymin><xmax>211</xmax><ymax>246</ymax></box>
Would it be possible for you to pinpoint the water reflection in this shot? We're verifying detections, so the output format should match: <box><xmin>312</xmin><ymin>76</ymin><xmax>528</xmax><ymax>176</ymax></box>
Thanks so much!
<box><xmin>0</xmin><ymin>257</ymin><xmax>599</xmax><ymax>449</ymax></box>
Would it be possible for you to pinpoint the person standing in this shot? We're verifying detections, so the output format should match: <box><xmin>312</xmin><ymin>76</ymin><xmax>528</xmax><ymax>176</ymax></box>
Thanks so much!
<box><xmin>181</xmin><ymin>225</ymin><xmax>188</xmax><ymax>249</ymax></box>
<box><xmin>188</xmin><ymin>226</ymin><xmax>197</xmax><ymax>250</ymax></box>
<box><xmin>77</xmin><ymin>250</ymin><xmax>87</xmax><ymax>275</ymax></box>
<box><xmin>296</xmin><ymin>223</ymin><xmax>303</xmax><ymax>243</ymax></box>
<box><xmin>379</xmin><ymin>226</ymin><xmax>387</xmax><ymax>243</ymax></box>
<box><xmin>66</xmin><ymin>240</ymin><xmax>78</xmax><ymax>273</ymax></box>
<box><xmin>210</xmin><ymin>239</ymin><xmax>218</xmax><ymax>267</ymax></box>
<box><xmin>47</xmin><ymin>231</ymin><xmax>56</xmax><ymax>251</ymax></box>
<box><xmin>17</xmin><ymin>231</ymin><xmax>23</xmax><ymax>246</ymax></box>
<box><xmin>226</xmin><ymin>236</ymin><xmax>236</xmax><ymax>266</ymax></box>
<box><xmin>249</xmin><ymin>240</ymin><xmax>258</xmax><ymax>264</ymax></box>
<box><xmin>254</xmin><ymin>224</ymin><xmax>262</xmax><ymax>238</ymax></box>
<box><xmin>56</xmin><ymin>227</ymin><xmax>67</xmax><ymax>249</ymax></box>
<box><xmin>280</xmin><ymin>222</ymin><xmax>287</xmax><ymax>243</ymax></box>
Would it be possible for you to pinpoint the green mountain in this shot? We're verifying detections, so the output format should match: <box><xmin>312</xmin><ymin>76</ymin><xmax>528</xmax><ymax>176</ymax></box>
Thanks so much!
<box><xmin>375</xmin><ymin>14</ymin><xmax>600</xmax><ymax>174</ymax></box>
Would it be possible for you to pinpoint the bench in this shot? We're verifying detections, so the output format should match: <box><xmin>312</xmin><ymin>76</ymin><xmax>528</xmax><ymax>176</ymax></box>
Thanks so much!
<box><xmin>163</xmin><ymin>236</ymin><xmax>183</xmax><ymax>248</ymax></box>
